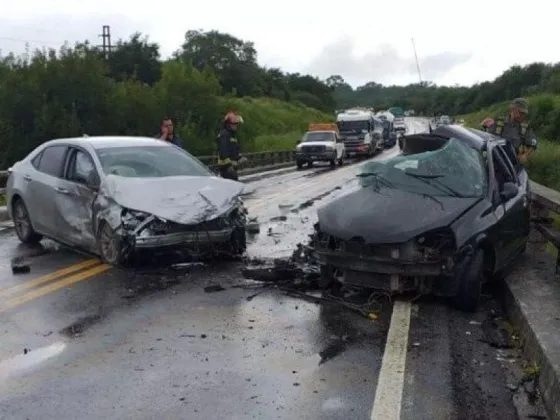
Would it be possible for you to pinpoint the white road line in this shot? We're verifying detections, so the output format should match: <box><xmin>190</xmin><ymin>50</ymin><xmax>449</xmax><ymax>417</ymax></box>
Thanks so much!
<box><xmin>370</xmin><ymin>300</ymin><xmax>412</xmax><ymax>420</ymax></box>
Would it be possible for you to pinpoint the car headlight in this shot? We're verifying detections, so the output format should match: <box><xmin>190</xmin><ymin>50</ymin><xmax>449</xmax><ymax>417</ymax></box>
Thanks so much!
<box><xmin>121</xmin><ymin>209</ymin><xmax>151</xmax><ymax>230</ymax></box>
<box><xmin>296</xmin><ymin>144</ymin><xmax>302</xmax><ymax>151</ymax></box>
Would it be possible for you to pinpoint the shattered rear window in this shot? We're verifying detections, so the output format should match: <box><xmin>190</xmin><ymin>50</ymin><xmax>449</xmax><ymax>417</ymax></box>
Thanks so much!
<box><xmin>357</xmin><ymin>138</ymin><xmax>486</xmax><ymax>198</ymax></box>
<box><xmin>95</xmin><ymin>145</ymin><xmax>213</xmax><ymax>178</ymax></box>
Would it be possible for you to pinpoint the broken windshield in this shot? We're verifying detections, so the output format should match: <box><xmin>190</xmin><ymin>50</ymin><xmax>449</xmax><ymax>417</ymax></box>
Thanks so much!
<box><xmin>95</xmin><ymin>145</ymin><xmax>213</xmax><ymax>178</ymax></box>
<box><xmin>357</xmin><ymin>138</ymin><xmax>486</xmax><ymax>198</ymax></box>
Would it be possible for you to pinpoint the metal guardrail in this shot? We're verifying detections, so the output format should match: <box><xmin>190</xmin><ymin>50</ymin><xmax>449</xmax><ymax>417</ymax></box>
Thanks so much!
<box><xmin>530</xmin><ymin>181</ymin><xmax>560</xmax><ymax>273</ymax></box>
<box><xmin>0</xmin><ymin>150</ymin><xmax>297</xmax><ymax>196</ymax></box>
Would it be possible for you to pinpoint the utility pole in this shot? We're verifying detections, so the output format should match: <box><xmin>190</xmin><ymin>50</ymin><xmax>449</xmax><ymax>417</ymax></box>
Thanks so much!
<box><xmin>98</xmin><ymin>25</ymin><xmax>112</xmax><ymax>59</ymax></box>
<box><xmin>411</xmin><ymin>38</ymin><xmax>422</xmax><ymax>84</ymax></box>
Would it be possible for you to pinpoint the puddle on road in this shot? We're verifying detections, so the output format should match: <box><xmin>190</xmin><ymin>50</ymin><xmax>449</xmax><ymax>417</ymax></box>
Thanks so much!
<box><xmin>0</xmin><ymin>342</ymin><xmax>66</xmax><ymax>380</ymax></box>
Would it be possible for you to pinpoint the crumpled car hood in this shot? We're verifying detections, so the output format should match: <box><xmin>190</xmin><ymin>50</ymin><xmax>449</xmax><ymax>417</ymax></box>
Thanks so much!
<box><xmin>101</xmin><ymin>175</ymin><xmax>245</xmax><ymax>225</ymax></box>
<box><xmin>317</xmin><ymin>187</ymin><xmax>480</xmax><ymax>244</ymax></box>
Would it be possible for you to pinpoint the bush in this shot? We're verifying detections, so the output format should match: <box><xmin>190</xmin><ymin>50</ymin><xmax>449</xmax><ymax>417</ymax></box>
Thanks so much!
<box><xmin>460</xmin><ymin>94</ymin><xmax>560</xmax><ymax>191</ymax></box>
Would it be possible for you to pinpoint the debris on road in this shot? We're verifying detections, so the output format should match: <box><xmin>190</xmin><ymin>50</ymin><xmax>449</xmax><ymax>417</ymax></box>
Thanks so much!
<box><xmin>239</xmin><ymin>240</ymin><xmax>387</xmax><ymax>317</ymax></box>
<box><xmin>11</xmin><ymin>256</ymin><xmax>30</xmax><ymax>274</ymax></box>
<box><xmin>204</xmin><ymin>284</ymin><xmax>226</xmax><ymax>293</ymax></box>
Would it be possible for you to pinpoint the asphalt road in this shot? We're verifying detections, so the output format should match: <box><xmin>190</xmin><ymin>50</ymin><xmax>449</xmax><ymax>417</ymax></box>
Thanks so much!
<box><xmin>0</xmin><ymin>119</ymin><xmax>541</xmax><ymax>420</ymax></box>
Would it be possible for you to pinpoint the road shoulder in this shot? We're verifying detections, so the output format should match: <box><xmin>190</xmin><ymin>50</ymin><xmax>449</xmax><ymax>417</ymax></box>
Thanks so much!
<box><xmin>505</xmin><ymin>236</ymin><xmax>560</xmax><ymax>420</ymax></box>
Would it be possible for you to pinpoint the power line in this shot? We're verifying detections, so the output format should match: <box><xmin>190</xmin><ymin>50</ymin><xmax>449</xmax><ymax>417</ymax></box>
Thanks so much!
<box><xmin>0</xmin><ymin>36</ymin><xmax>62</xmax><ymax>47</ymax></box>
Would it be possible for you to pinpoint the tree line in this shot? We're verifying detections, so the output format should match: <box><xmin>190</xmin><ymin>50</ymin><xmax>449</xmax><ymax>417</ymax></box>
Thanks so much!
<box><xmin>0</xmin><ymin>30</ymin><xmax>336</xmax><ymax>168</ymax></box>
<box><xmin>330</xmin><ymin>62</ymin><xmax>560</xmax><ymax>117</ymax></box>
<box><xmin>2</xmin><ymin>26</ymin><xmax>559</xmax><ymax>169</ymax></box>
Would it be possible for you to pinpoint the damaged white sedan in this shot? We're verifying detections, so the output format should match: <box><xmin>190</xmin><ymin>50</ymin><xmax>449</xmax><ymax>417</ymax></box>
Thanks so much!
<box><xmin>6</xmin><ymin>136</ymin><xmax>248</xmax><ymax>265</ymax></box>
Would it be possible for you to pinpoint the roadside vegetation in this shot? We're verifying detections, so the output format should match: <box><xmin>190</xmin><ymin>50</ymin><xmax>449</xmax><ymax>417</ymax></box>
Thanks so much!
<box><xmin>459</xmin><ymin>94</ymin><xmax>560</xmax><ymax>192</ymax></box>
<box><xmin>0</xmin><ymin>30</ymin><xmax>334</xmax><ymax>170</ymax></box>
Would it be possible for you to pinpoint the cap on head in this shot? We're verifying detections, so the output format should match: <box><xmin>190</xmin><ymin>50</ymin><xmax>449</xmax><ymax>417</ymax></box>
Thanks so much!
<box><xmin>511</xmin><ymin>98</ymin><xmax>529</xmax><ymax>114</ymax></box>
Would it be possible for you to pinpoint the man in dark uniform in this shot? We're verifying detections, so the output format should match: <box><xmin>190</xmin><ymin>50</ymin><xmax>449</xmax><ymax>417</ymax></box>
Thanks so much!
<box><xmin>485</xmin><ymin>98</ymin><xmax>538</xmax><ymax>165</ymax></box>
<box><xmin>216</xmin><ymin>112</ymin><xmax>247</xmax><ymax>181</ymax></box>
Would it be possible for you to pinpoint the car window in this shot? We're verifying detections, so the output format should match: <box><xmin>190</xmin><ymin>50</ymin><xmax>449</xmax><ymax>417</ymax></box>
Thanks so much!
<box><xmin>358</xmin><ymin>138</ymin><xmax>486</xmax><ymax>198</ymax></box>
<box><xmin>31</xmin><ymin>152</ymin><xmax>43</xmax><ymax>169</ymax></box>
<box><xmin>302</xmin><ymin>132</ymin><xmax>335</xmax><ymax>142</ymax></box>
<box><xmin>36</xmin><ymin>145</ymin><xmax>68</xmax><ymax>177</ymax></box>
<box><xmin>68</xmin><ymin>149</ymin><xmax>97</xmax><ymax>183</ymax></box>
<box><xmin>95</xmin><ymin>145</ymin><xmax>213</xmax><ymax>178</ymax></box>
<box><xmin>491</xmin><ymin>147</ymin><xmax>515</xmax><ymax>187</ymax></box>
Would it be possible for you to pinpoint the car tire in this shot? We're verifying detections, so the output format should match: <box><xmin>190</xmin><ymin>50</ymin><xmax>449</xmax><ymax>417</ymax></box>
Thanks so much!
<box><xmin>296</xmin><ymin>161</ymin><xmax>304</xmax><ymax>170</ymax></box>
<box><xmin>97</xmin><ymin>221</ymin><xmax>125</xmax><ymax>266</ymax></box>
<box><xmin>229</xmin><ymin>226</ymin><xmax>247</xmax><ymax>256</ymax></box>
<box><xmin>453</xmin><ymin>249</ymin><xmax>484</xmax><ymax>312</ymax></box>
<box><xmin>12</xmin><ymin>198</ymin><xmax>43</xmax><ymax>244</ymax></box>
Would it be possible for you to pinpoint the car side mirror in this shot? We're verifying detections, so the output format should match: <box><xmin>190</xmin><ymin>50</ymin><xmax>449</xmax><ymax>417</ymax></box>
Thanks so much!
<box><xmin>499</xmin><ymin>182</ymin><xmax>518</xmax><ymax>202</ymax></box>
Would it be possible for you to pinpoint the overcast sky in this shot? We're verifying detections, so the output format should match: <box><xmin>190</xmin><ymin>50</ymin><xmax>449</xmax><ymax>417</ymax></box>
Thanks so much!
<box><xmin>1</xmin><ymin>0</ymin><xmax>557</xmax><ymax>88</ymax></box>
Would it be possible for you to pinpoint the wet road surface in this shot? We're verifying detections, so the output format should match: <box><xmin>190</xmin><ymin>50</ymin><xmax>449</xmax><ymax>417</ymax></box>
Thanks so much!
<box><xmin>0</xmin><ymin>119</ymin><xmax>543</xmax><ymax>419</ymax></box>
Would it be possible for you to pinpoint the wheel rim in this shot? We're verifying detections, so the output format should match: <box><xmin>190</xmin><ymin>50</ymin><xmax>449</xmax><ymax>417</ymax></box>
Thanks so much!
<box><xmin>99</xmin><ymin>224</ymin><xmax>119</xmax><ymax>263</ymax></box>
<box><xmin>13</xmin><ymin>202</ymin><xmax>31</xmax><ymax>239</ymax></box>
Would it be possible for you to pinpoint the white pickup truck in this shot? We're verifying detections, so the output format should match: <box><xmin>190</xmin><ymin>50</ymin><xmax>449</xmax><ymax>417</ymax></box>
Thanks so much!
<box><xmin>295</xmin><ymin>123</ymin><xmax>346</xmax><ymax>169</ymax></box>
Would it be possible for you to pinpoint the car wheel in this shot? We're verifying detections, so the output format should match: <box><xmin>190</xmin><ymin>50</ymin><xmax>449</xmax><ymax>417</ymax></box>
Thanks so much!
<box><xmin>296</xmin><ymin>161</ymin><xmax>304</xmax><ymax>170</ymax></box>
<box><xmin>229</xmin><ymin>226</ymin><xmax>247</xmax><ymax>256</ymax></box>
<box><xmin>12</xmin><ymin>198</ymin><xmax>42</xmax><ymax>244</ymax></box>
<box><xmin>453</xmin><ymin>249</ymin><xmax>484</xmax><ymax>312</ymax></box>
<box><xmin>97</xmin><ymin>221</ymin><xmax>124</xmax><ymax>266</ymax></box>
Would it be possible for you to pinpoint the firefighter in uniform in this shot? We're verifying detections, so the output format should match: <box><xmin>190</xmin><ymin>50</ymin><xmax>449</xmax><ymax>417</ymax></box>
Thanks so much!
<box><xmin>216</xmin><ymin>112</ymin><xmax>247</xmax><ymax>181</ymax></box>
<box><xmin>483</xmin><ymin>98</ymin><xmax>538</xmax><ymax>165</ymax></box>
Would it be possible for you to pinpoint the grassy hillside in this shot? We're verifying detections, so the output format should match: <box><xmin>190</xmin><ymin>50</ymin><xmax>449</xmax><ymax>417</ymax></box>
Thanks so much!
<box><xmin>459</xmin><ymin>94</ymin><xmax>560</xmax><ymax>191</ymax></box>
<box><xmin>218</xmin><ymin>96</ymin><xmax>334</xmax><ymax>153</ymax></box>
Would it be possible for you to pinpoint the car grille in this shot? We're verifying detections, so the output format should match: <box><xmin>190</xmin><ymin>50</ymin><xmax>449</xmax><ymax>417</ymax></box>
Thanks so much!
<box><xmin>149</xmin><ymin>208</ymin><xmax>245</xmax><ymax>235</ymax></box>
<box><xmin>301</xmin><ymin>145</ymin><xmax>326</xmax><ymax>153</ymax></box>
<box><xmin>314</xmin><ymin>232</ymin><xmax>393</xmax><ymax>257</ymax></box>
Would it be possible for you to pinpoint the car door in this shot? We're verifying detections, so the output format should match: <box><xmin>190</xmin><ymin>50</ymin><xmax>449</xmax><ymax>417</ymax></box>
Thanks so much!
<box><xmin>496</xmin><ymin>144</ymin><xmax>530</xmax><ymax>239</ymax></box>
<box><xmin>489</xmin><ymin>144</ymin><xmax>525</xmax><ymax>269</ymax></box>
<box><xmin>24</xmin><ymin>145</ymin><xmax>69</xmax><ymax>237</ymax></box>
<box><xmin>54</xmin><ymin>147</ymin><xmax>100</xmax><ymax>252</ymax></box>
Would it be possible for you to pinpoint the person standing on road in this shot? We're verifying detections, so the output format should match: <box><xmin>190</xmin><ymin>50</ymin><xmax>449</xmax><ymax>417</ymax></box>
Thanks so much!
<box><xmin>485</xmin><ymin>98</ymin><xmax>538</xmax><ymax>165</ymax></box>
<box><xmin>216</xmin><ymin>111</ymin><xmax>247</xmax><ymax>181</ymax></box>
<box><xmin>156</xmin><ymin>117</ymin><xmax>183</xmax><ymax>148</ymax></box>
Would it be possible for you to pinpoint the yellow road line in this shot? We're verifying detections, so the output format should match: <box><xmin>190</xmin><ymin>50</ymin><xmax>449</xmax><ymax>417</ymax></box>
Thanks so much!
<box><xmin>0</xmin><ymin>258</ymin><xmax>101</xmax><ymax>298</ymax></box>
<box><xmin>2</xmin><ymin>263</ymin><xmax>110</xmax><ymax>311</ymax></box>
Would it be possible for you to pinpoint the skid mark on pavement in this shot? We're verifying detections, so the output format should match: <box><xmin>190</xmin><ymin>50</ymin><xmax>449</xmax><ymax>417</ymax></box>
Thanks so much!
<box><xmin>371</xmin><ymin>300</ymin><xmax>412</xmax><ymax>420</ymax></box>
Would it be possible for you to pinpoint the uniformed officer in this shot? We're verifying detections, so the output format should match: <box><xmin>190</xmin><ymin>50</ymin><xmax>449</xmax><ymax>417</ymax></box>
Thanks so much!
<box><xmin>485</xmin><ymin>98</ymin><xmax>538</xmax><ymax>164</ymax></box>
<box><xmin>216</xmin><ymin>111</ymin><xmax>247</xmax><ymax>181</ymax></box>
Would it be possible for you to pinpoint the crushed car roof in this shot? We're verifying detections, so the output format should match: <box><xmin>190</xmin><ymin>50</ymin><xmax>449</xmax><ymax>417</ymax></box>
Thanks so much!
<box><xmin>427</xmin><ymin>124</ymin><xmax>501</xmax><ymax>150</ymax></box>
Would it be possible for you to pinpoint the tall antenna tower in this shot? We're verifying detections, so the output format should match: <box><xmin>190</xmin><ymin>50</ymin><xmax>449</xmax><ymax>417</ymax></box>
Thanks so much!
<box><xmin>411</xmin><ymin>38</ymin><xmax>422</xmax><ymax>83</ymax></box>
<box><xmin>98</xmin><ymin>25</ymin><xmax>112</xmax><ymax>59</ymax></box>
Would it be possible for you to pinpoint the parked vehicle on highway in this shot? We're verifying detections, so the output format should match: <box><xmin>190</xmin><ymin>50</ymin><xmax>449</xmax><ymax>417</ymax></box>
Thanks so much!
<box><xmin>295</xmin><ymin>123</ymin><xmax>345</xmax><ymax>169</ymax></box>
<box><xmin>336</xmin><ymin>109</ymin><xmax>382</xmax><ymax>158</ymax></box>
<box><xmin>6</xmin><ymin>136</ymin><xmax>248</xmax><ymax>265</ymax></box>
<box><xmin>312</xmin><ymin>125</ymin><xmax>530</xmax><ymax>312</ymax></box>
<box><xmin>394</xmin><ymin>117</ymin><xmax>407</xmax><ymax>134</ymax></box>
<box><xmin>436</xmin><ymin>115</ymin><xmax>452</xmax><ymax>127</ymax></box>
